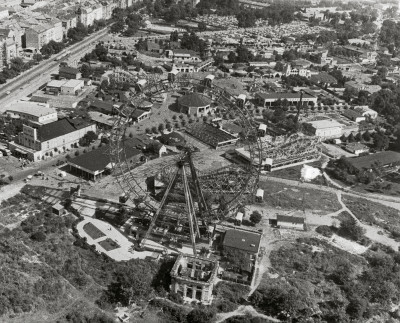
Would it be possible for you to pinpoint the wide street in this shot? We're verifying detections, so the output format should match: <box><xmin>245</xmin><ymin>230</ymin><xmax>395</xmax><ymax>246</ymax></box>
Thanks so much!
<box><xmin>0</xmin><ymin>27</ymin><xmax>109</xmax><ymax>111</ymax></box>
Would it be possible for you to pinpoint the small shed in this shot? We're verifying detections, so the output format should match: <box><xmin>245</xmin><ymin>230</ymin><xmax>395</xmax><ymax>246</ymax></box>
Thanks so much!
<box><xmin>258</xmin><ymin>124</ymin><xmax>267</xmax><ymax>137</ymax></box>
<box><xmin>272</xmin><ymin>215</ymin><xmax>305</xmax><ymax>230</ymax></box>
<box><xmin>52</xmin><ymin>202</ymin><xmax>65</xmax><ymax>215</ymax></box>
<box><xmin>234</xmin><ymin>212</ymin><xmax>243</xmax><ymax>226</ymax></box>
<box><xmin>255</xmin><ymin>188</ymin><xmax>264</xmax><ymax>202</ymax></box>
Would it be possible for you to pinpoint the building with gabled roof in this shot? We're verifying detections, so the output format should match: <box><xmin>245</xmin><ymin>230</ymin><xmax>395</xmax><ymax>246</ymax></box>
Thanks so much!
<box><xmin>67</xmin><ymin>141</ymin><xmax>143</xmax><ymax>181</ymax></box>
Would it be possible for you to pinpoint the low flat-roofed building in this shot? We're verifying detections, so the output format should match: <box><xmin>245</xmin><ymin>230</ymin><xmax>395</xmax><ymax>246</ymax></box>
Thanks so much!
<box><xmin>5</xmin><ymin>101</ymin><xmax>57</xmax><ymax>125</ymax></box>
<box><xmin>46</xmin><ymin>80</ymin><xmax>66</xmax><ymax>95</ymax></box>
<box><xmin>61</xmin><ymin>79</ymin><xmax>84</xmax><ymax>95</ymax></box>
<box><xmin>255</xmin><ymin>92</ymin><xmax>317</xmax><ymax>107</ymax></box>
<box><xmin>304</xmin><ymin>119</ymin><xmax>343</xmax><ymax>139</ymax></box>
<box><xmin>271</xmin><ymin>214</ymin><xmax>305</xmax><ymax>230</ymax></box>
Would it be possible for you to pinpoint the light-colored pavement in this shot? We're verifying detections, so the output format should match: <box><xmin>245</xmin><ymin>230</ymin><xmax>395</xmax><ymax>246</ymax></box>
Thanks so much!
<box><xmin>76</xmin><ymin>216</ymin><xmax>154</xmax><ymax>261</ymax></box>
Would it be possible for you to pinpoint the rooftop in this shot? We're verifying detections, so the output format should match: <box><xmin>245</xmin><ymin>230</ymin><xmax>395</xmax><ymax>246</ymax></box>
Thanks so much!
<box><xmin>256</xmin><ymin>92</ymin><xmax>315</xmax><ymax>100</ymax></box>
<box><xmin>222</xmin><ymin>229</ymin><xmax>261</xmax><ymax>254</ymax></box>
<box><xmin>277</xmin><ymin>214</ymin><xmax>305</xmax><ymax>224</ymax></box>
<box><xmin>346</xmin><ymin>151</ymin><xmax>400</xmax><ymax>170</ymax></box>
<box><xmin>178</xmin><ymin>92</ymin><xmax>212</xmax><ymax>108</ymax></box>
<box><xmin>62</xmin><ymin>79</ymin><xmax>84</xmax><ymax>88</ymax></box>
<box><xmin>6</xmin><ymin>101</ymin><xmax>55</xmax><ymax>117</ymax></box>
<box><xmin>307</xmin><ymin>119</ymin><xmax>343</xmax><ymax>129</ymax></box>
<box><xmin>68</xmin><ymin>141</ymin><xmax>142</xmax><ymax>173</ymax></box>
<box><xmin>38</xmin><ymin>118</ymin><xmax>92</xmax><ymax>142</ymax></box>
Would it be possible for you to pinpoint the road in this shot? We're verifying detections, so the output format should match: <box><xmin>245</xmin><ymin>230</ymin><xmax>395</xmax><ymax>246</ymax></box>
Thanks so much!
<box><xmin>0</xmin><ymin>27</ymin><xmax>109</xmax><ymax>111</ymax></box>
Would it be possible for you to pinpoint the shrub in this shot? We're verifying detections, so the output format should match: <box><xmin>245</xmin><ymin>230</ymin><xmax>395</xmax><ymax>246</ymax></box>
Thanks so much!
<box><xmin>250</xmin><ymin>211</ymin><xmax>262</xmax><ymax>224</ymax></box>
<box><xmin>30</xmin><ymin>231</ymin><xmax>46</xmax><ymax>242</ymax></box>
<box><xmin>168</xmin><ymin>292</ymin><xmax>183</xmax><ymax>304</ymax></box>
<box><xmin>316</xmin><ymin>225</ymin><xmax>334</xmax><ymax>237</ymax></box>
<box><xmin>75</xmin><ymin>151</ymin><xmax>80</xmax><ymax>157</ymax></box>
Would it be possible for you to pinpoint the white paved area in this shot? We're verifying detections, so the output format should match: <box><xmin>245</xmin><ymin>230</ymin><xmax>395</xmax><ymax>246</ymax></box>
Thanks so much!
<box><xmin>76</xmin><ymin>216</ymin><xmax>154</xmax><ymax>261</ymax></box>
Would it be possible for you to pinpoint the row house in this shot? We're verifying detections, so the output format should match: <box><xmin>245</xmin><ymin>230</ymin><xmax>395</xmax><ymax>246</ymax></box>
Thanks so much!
<box><xmin>0</xmin><ymin>20</ymin><xmax>24</xmax><ymax>53</ymax></box>
<box><xmin>25</xmin><ymin>19</ymin><xmax>63</xmax><ymax>50</ymax></box>
<box><xmin>79</xmin><ymin>2</ymin><xmax>103</xmax><ymax>26</ymax></box>
<box><xmin>0</xmin><ymin>28</ymin><xmax>17</xmax><ymax>69</ymax></box>
<box><xmin>57</xmin><ymin>12</ymin><xmax>77</xmax><ymax>37</ymax></box>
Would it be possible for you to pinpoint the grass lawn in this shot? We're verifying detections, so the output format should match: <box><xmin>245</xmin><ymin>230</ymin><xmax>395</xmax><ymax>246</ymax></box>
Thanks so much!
<box><xmin>98</xmin><ymin>238</ymin><xmax>120</xmax><ymax>251</ymax></box>
<box><xmin>342</xmin><ymin>195</ymin><xmax>400</xmax><ymax>237</ymax></box>
<box><xmin>83</xmin><ymin>222</ymin><xmax>106</xmax><ymax>240</ymax></box>
<box><xmin>259</xmin><ymin>180</ymin><xmax>341</xmax><ymax>215</ymax></box>
<box><xmin>269</xmin><ymin>159</ymin><xmax>327</xmax><ymax>185</ymax></box>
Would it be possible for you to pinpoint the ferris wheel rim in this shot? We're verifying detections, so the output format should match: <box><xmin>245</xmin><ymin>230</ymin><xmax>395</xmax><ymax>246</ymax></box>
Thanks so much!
<box><xmin>109</xmin><ymin>74</ymin><xmax>264</xmax><ymax>213</ymax></box>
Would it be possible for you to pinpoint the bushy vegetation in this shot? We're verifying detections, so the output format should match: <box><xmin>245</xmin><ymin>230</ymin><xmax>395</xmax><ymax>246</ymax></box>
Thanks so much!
<box><xmin>342</xmin><ymin>196</ymin><xmax>400</xmax><ymax>239</ymax></box>
<box><xmin>251</xmin><ymin>238</ymin><xmax>400</xmax><ymax>322</ymax></box>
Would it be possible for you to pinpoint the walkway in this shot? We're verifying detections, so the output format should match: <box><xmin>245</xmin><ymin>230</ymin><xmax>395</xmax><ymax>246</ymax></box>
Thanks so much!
<box><xmin>76</xmin><ymin>216</ymin><xmax>154</xmax><ymax>261</ymax></box>
<box><xmin>215</xmin><ymin>305</ymin><xmax>280</xmax><ymax>323</ymax></box>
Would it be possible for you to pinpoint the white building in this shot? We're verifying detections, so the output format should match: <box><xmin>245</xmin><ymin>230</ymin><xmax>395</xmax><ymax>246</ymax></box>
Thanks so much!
<box><xmin>61</xmin><ymin>79</ymin><xmax>84</xmax><ymax>95</ymax></box>
<box><xmin>5</xmin><ymin>101</ymin><xmax>57</xmax><ymax>125</ymax></box>
<box><xmin>304</xmin><ymin>119</ymin><xmax>343</xmax><ymax>139</ymax></box>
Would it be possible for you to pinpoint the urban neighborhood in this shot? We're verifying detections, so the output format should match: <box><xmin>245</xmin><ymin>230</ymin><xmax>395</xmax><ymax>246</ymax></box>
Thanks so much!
<box><xmin>1</xmin><ymin>0</ymin><xmax>400</xmax><ymax>322</ymax></box>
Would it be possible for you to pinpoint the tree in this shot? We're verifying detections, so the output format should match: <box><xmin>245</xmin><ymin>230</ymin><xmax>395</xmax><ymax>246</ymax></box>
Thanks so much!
<box><xmin>340</xmin><ymin>134</ymin><xmax>347</xmax><ymax>143</ymax></box>
<box><xmin>250</xmin><ymin>211</ymin><xmax>262</xmax><ymax>225</ymax></box>
<box><xmin>104</xmin><ymin>259</ymin><xmax>161</xmax><ymax>306</ymax></box>
<box><xmin>224</xmin><ymin>249</ymin><xmax>251</xmax><ymax>273</ymax></box>
<box><xmin>339</xmin><ymin>217</ymin><xmax>365</xmax><ymax>241</ymax></box>
<box><xmin>170</xmin><ymin>30</ymin><xmax>179</xmax><ymax>42</ymax></box>
<box><xmin>347</xmin><ymin>133</ymin><xmax>355</xmax><ymax>142</ymax></box>
<box><xmin>30</xmin><ymin>231</ymin><xmax>46</xmax><ymax>242</ymax></box>
<box><xmin>198</xmin><ymin>21</ymin><xmax>207</xmax><ymax>31</ymax></box>
<box><xmin>275</xmin><ymin>61</ymin><xmax>284</xmax><ymax>72</ymax></box>
<box><xmin>355</xmin><ymin>132</ymin><xmax>362</xmax><ymax>142</ymax></box>
<box><xmin>110</xmin><ymin>20</ymin><xmax>124</xmax><ymax>34</ymax></box>
<box><xmin>362</xmin><ymin>130</ymin><xmax>371</xmax><ymax>141</ymax></box>
<box><xmin>80</xmin><ymin>64</ymin><xmax>92</xmax><ymax>78</ymax></box>
<box><xmin>372</xmin><ymin>132</ymin><xmax>390</xmax><ymax>151</ymax></box>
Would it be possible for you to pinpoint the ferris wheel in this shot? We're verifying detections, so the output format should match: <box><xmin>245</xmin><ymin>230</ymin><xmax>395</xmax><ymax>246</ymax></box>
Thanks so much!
<box><xmin>109</xmin><ymin>73</ymin><xmax>263</xmax><ymax>255</ymax></box>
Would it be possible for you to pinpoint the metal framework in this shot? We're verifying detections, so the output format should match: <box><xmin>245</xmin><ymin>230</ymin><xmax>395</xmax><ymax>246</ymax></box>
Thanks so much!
<box><xmin>109</xmin><ymin>74</ymin><xmax>262</xmax><ymax>254</ymax></box>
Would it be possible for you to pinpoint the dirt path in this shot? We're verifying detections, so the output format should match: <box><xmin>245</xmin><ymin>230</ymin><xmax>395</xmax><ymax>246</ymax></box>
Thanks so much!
<box><xmin>215</xmin><ymin>305</ymin><xmax>280</xmax><ymax>323</ymax></box>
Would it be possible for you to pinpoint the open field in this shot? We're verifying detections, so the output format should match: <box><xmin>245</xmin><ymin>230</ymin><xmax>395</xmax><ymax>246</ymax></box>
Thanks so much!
<box><xmin>83</xmin><ymin>222</ymin><xmax>106</xmax><ymax>240</ymax></box>
<box><xmin>259</xmin><ymin>180</ymin><xmax>341</xmax><ymax>215</ymax></box>
<box><xmin>268</xmin><ymin>158</ymin><xmax>327</xmax><ymax>185</ymax></box>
